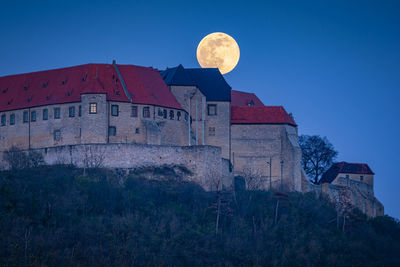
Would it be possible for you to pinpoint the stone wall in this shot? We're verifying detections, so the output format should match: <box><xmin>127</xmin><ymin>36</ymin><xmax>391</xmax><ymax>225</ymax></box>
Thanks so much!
<box><xmin>230</xmin><ymin>124</ymin><xmax>302</xmax><ymax>191</ymax></box>
<box><xmin>303</xmin><ymin>179</ymin><xmax>384</xmax><ymax>217</ymax></box>
<box><xmin>0</xmin><ymin>143</ymin><xmax>232</xmax><ymax>191</ymax></box>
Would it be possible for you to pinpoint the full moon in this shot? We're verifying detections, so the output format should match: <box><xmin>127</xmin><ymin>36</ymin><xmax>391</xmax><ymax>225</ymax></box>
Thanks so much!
<box><xmin>196</xmin><ymin>32</ymin><xmax>240</xmax><ymax>75</ymax></box>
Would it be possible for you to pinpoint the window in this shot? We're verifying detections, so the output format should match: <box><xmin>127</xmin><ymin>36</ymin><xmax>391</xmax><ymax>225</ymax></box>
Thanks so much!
<box><xmin>54</xmin><ymin>108</ymin><xmax>60</xmax><ymax>119</ymax></box>
<box><xmin>109</xmin><ymin>126</ymin><xmax>116</xmax><ymax>136</ymax></box>
<box><xmin>209</xmin><ymin>127</ymin><xmax>216</xmax><ymax>136</ymax></box>
<box><xmin>43</xmin><ymin>109</ymin><xmax>48</xmax><ymax>120</ymax></box>
<box><xmin>345</xmin><ymin>175</ymin><xmax>349</xmax><ymax>179</ymax></box>
<box><xmin>157</xmin><ymin>108</ymin><xmax>163</xmax><ymax>117</ymax></box>
<box><xmin>248</xmin><ymin>100</ymin><xmax>255</xmax><ymax>106</ymax></box>
<box><xmin>131</xmin><ymin>106</ymin><xmax>138</xmax><ymax>117</ymax></box>
<box><xmin>169</xmin><ymin>110</ymin><xmax>174</xmax><ymax>120</ymax></box>
<box><xmin>79</xmin><ymin>105</ymin><xmax>82</xmax><ymax>117</ymax></box>
<box><xmin>69</xmin><ymin>106</ymin><xmax>75</xmax><ymax>117</ymax></box>
<box><xmin>184</xmin><ymin>113</ymin><xmax>188</xmax><ymax>121</ymax></box>
<box><xmin>10</xmin><ymin>114</ymin><xmax>15</xmax><ymax>125</ymax></box>
<box><xmin>89</xmin><ymin>103</ymin><xmax>97</xmax><ymax>114</ymax></box>
<box><xmin>31</xmin><ymin>111</ymin><xmax>36</xmax><ymax>122</ymax></box>
<box><xmin>111</xmin><ymin>105</ymin><xmax>119</xmax><ymax>116</ymax></box>
<box><xmin>177</xmin><ymin>111</ymin><xmax>181</xmax><ymax>121</ymax></box>
<box><xmin>143</xmin><ymin>107</ymin><xmax>150</xmax><ymax>118</ymax></box>
<box><xmin>135</xmin><ymin>128</ymin><xmax>140</xmax><ymax>134</ymax></box>
<box><xmin>360</xmin><ymin>176</ymin><xmax>364</xmax><ymax>181</ymax></box>
<box><xmin>163</xmin><ymin>109</ymin><xmax>167</xmax><ymax>119</ymax></box>
<box><xmin>208</xmin><ymin>104</ymin><xmax>217</xmax><ymax>116</ymax></box>
<box><xmin>23</xmin><ymin>111</ymin><xmax>29</xmax><ymax>123</ymax></box>
<box><xmin>54</xmin><ymin>130</ymin><xmax>61</xmax><ymax>141</ymax></box>
<box><xmin>1</xmin><ymin>114</ymin><xmax>6</xmax><ymax>126</ymax></box>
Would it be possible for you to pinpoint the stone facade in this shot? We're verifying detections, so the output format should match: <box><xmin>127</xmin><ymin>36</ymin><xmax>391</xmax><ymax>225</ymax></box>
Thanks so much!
<box><xmin>231</xmin><ymin>124</ymin><xmax>302</xmax><ymax>191</ymax></box>
<box><xmin>0</xmin><ymin>94</ymin><xmax>188</xmax><ymax>151</ymax></box>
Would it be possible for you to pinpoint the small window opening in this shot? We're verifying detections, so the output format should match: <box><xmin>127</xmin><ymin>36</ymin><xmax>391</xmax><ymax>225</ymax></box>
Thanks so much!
<box><xmin>109</xmin><ymin>126</ymin><xmax>116</xmax><ymax>136</ymax></box>
<box><xmin>23</xmin><ymin>111</ymin><xmax>29</xmax><ymax>123</ymax></box>
<box><xmin>54</xmin><ymin>107</ymin><xmax>61</xmax><ymax>119</ymax></box>
<box><xmin>43</xmin><ymin>109</ymin><xmax>48</xmax><ymax>120</ymax></box>
<box><xmin>10</xmin><ymin>114</ymin><xmax>15</xmax><ymax>125</ymax></box>
<box><xmin>31</xmin><ymin>111</ymin><xmax>36</xmax><ymax>122</ymax></box>
<box><xmin>131</xmin><ymin>106</ymin><xmax>138</xmax><ymax>117</ymax></box>
<box><xmin>69</xmin><ymin>106</ymin><xmax>75</xmax><ymax>117</ymax></box>
<box><xmin>54</xmin><ymin>130</ymin><xmax>61</xmax><ymax>141</ymax></box>
<box><xmin>111</xmin><ymin>105</ymin><xmax>119</xmax><ymax>116</ymax></box>
<box><xmin>208</xmin><ymin>104</ymin><xmax>217</xmax><ymax>116</ymax></box>
<box><xmin>1</xmin><ymin>114</ymin><xmax>6</xmax><ymax>126</ymax></box>
<box><xmin>89</xmin><ymin>103</ymin><xmax>97</xmax><ymax>114</ymax></box>
<box><xmin>169</xmin><ymin>110</ymin><xmax>174</xmax><ymax>120</ymax></box>
<box><xmin>209</xmin><ymin>127</ymin><xmax>216</xmax><ymax>136</ymax></box>
<box><xmin>143</xmin><ymin>107</ymin><xmax>150</xmax><ymax>118</ymax></box>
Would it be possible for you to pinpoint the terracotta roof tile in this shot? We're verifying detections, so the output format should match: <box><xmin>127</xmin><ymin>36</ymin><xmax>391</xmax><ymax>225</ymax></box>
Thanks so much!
<box><xmin>319</xmin><ymin>161</ymin><xmax>375</xmax><ymax>184</ymax></box>
<box><xmin>231</xmin><ymin>106</ymin><xmax>297</xmax><ymax>126</ymax></box>
<box><xmin>231</xmin><ymin>90</ymin><xmax>264</xmax><ymax>107</ymax></box>
<box><xmin>0</xmin><ymin>63</ymin><xmax>183</xmax><ymax>112</ymax></box>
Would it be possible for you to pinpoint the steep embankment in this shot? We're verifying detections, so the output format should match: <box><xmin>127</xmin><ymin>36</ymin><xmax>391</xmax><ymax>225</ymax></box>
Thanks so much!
<box><xmin>0</xmin><ymin>166</ymin><xmax>399</xmax><ymax>266</ymax></box>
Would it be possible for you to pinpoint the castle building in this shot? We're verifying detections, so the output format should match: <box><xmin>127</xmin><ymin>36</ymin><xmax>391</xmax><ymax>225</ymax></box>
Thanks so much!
<box><xmin>0</xmin><ymin>62</ymin><xmax>384</xmax><ymax>215</ymax></box>
<box><xmin>318</xmin><ymin>162</ymin><xmax>383</xmax><ymax>217</ymax></box>
<box><xmin>0</xmin><ymin>62</ymin><xmax>301</xmax><ymax>191</ymax></box>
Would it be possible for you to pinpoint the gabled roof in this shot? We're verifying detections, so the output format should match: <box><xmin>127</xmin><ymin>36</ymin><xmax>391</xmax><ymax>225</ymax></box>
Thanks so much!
<box><xmin>160</xmin><ymin>65</ymin><xmax>231</xmax><ymax>101</ymax></box>
<box><xmin>159</xmin><ymin>64</ymin><xmax>196</xmax><ymax>86</ymax></box>
<box><xmin>0</xmin><ymin>63</ymin><xmax>183</xmax><ymax>112</ymax></box>
<box><xmin>319</xmin><ymin>162</ymin><xmax>375</xmax><ymax>184</ymax></box>
<box><xmin>231</xmin><ymin>90</ymin><xmax>264</xmax><ymax>107</ymax></box>
<box><xmin>231</xmin><ymin>106</ymin><xmax>297</xmax><ymax>126</ymax></box>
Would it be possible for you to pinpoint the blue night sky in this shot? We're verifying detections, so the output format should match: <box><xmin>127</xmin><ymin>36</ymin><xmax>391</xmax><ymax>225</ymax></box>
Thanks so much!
<box><xmin>1</xmin><ymin>0</ymin><xmax>399</xmax><ymax>219</ymax></box>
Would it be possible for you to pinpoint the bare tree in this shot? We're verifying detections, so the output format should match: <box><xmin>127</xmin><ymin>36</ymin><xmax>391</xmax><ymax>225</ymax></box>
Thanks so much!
<box><xmin>333</xmin><ymin>186</ymin><xmax>353</xmax><ymax>232</ymax></box>
<box><xmin>299</xmin><ymin>135</ymin><xmax>338</xmax><ymax>184</ymax></box>
<box><xmin>241</xmin><ymin>167</ymin><xmax>264</xmax><ymax>190</ymax></box>
<box><xmin>82</xmin><ymin>145</ymin><xmax>106</xmax><ymax>175</ymax></box>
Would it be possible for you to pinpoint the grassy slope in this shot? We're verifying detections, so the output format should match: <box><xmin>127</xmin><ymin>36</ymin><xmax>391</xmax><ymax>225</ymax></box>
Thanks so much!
<box><xmin>0</xmin><ymin>166</ymin><xmax>399</xmax><ymax>266</ymax></box>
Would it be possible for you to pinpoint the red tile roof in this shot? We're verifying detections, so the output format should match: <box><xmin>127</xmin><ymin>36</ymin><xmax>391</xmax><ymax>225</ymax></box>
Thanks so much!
<box><xmin>319</xmin><ymin>162</ymin><xmax>375</xmax><ymax>184</ymax></box>
<box><xmin>0</xmin><ymin>63</ymin><xmax>183</xmax><ymax>112</ymax></box>
<box><xmin>231</xmin><ymin>90</ymin><xmax>264</xmax><ymax>107</ymax></box>
<box><xmin>231</xmin><ymin>106</ymin><xmax>297</xmax><ymax>126</ymax></box>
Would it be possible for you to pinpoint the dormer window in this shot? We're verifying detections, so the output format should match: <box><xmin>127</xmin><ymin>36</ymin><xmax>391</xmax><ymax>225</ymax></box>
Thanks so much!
<box><xmin>248</xmin><ymin>100</ymin><xmax>255</xmax><ymax>106</ymax></box>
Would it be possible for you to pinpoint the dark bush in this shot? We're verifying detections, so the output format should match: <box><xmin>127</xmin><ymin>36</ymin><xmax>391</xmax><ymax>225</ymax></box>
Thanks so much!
<box><xmin>0</xmin><ymin>166</ymin><xmax>399</xmax><ymax>266</ymax></box>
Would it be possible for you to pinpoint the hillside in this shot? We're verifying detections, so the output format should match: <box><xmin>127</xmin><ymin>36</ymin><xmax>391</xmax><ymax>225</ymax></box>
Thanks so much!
<box><xmin>0</xmin><ymin>166</ymin><xmax>399</xmax><ymax>266</ymax></box>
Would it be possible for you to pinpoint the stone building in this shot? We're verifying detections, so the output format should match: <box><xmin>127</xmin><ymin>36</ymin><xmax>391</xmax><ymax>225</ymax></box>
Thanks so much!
<box><xmin>0</xmin><ymin>62</ymin><xmax>384</xmax><ymax>216</ymax></box>
<box><xmin>0</xmin><ymin>62</ymin><xmax>303</xmax><ymax>191</ymax></box>
<box><xmin>317</xmin><ymin>162</ymin><xmax>384</xmax><ymax>217</ymax></box>
<box><xmin>160</xmin><ymin>65</ymin><xmax>303</xmax><ymax>191</ymax></box>
<box><xmin>0</xmin><ymin>62</ymin><xmax>188</xmax><ymax>151</ymax></box>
